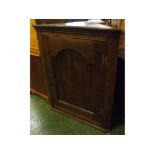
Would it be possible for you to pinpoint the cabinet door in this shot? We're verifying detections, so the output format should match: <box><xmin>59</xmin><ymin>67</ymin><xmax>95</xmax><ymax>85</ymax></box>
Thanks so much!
<box><xmin>42</xmin><ymin>35</ymin><xmax>109</xmax><ymax>127</ymax></box>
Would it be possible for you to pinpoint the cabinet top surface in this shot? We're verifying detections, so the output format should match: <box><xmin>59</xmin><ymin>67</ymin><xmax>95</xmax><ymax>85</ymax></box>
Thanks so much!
<box><xmin>34</xmin><ymin>21</ymin><xmax>120</xmax><ymax>34</ymax></box>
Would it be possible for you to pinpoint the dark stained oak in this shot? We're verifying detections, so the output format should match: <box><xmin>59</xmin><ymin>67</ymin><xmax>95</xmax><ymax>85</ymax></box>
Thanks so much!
<box><xmin>30</xmin><ymin>55</ymin><xmax>48</xmax><ymax>99</ymax></box>
<box><xmin>34</xmin><ymin>21</ymin><xmax>120</xmax><ymax>131</ymax></box>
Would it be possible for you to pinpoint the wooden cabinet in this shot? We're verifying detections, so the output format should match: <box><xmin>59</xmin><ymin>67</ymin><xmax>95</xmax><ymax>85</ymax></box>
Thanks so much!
<box><xmin>34</xmin><ymin>22</ymin><xmax>120</xmax><ymax>131</ymax></box>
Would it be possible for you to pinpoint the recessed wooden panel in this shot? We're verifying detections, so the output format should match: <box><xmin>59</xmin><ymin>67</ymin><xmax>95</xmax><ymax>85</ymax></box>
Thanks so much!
<box><xmin>52</xmin><ymin>49</ymin><xmax>95</xmax><ymax>113</ymax></box>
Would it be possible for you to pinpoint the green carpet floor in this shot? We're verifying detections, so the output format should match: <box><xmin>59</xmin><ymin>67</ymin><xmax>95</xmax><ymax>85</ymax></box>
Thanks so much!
<box><xmin>30</xmin><ymin>94</ymin><xmax>125</xmax><ymax>135</ymax></box>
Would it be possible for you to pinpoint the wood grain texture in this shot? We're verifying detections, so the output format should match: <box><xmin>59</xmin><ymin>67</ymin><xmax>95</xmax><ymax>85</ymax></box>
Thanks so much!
<box><xmin>30</xmin><ymin>55</ymin><xmax>48</xmax><ymax>97</ymax></box>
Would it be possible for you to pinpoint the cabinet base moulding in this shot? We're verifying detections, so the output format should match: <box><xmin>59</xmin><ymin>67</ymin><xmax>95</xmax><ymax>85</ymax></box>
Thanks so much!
<box><xmin>51</xmin><ymin>105</ymin><xmax>110</xmax><ymax>132</ymax></box>
<box><xmin>30</xmin><ymin>88</ymin><xmax>48</xmax><ymax>101</ymax></box>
